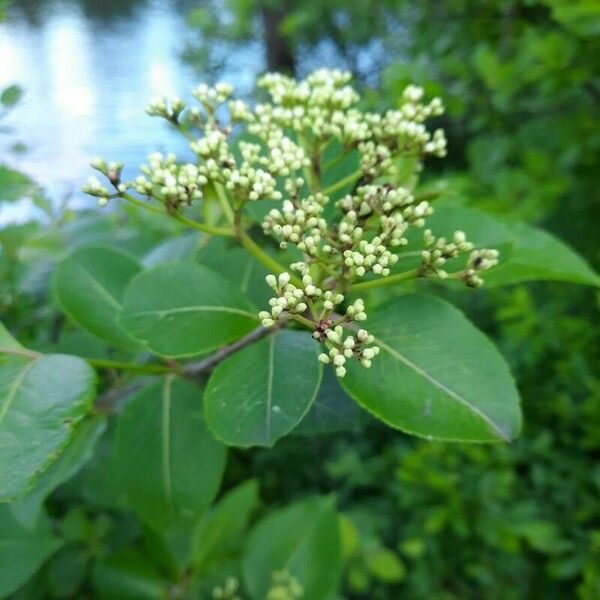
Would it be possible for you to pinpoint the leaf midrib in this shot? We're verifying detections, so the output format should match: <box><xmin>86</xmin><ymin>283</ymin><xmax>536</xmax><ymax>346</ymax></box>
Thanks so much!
<box><xmin>265</xmin><ymin>335</ymin><xmax>275</xmax><ymax>443</ymax></box>
<box><xmin>374</xmin><ymin>336</ymin><xmax>509</xmax><ymax>441</ymax></box>
<box><xmin>161</xmin><ymin>375</ymin><xmax>174</xmax><ymax>519</ymax></box>
<box><xmin>0</xmin><ymin>360</ymin><xmax>36</xmax><ymax>426</ymax></box>
<box><xmin>73</xmin><ymin>262</ymin><xmax>122</xmax><ymax>310</ymax></box>
<box><xmin>128</xmin><ymin>306</ymin><xmax>258</xmax><ymax>320</ymax></box>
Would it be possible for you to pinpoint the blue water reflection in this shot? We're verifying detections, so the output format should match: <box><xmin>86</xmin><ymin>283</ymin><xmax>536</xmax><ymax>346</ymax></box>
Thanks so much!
<box><xmin>0</xmin><ymin>0</ymin><xmax>260</xmax><ymax>211</ymax></box>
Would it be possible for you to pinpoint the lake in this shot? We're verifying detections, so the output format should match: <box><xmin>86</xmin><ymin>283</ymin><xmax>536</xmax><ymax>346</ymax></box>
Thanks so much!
<box><xmin>0</xmin><ymin>0</ymin><xmax>261</xmax><ymax>221</ymax></box>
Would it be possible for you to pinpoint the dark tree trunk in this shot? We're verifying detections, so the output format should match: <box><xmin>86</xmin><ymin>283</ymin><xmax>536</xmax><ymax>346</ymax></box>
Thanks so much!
<box><xmin>261</xmin><ymin>3</ymin><xmax>295</xmax><ymax>74</ymax></box>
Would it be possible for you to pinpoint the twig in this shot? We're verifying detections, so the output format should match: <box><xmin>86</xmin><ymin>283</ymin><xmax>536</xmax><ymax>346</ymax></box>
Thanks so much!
<box><xmin>183</xmin><ymin>323</ymin><xmax>281</xmax><ymax>377</ymax></box>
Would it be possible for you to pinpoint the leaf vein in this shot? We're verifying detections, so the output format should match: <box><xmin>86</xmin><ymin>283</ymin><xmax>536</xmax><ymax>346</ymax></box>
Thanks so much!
<box><xmin>375</xmin><ymin>337</ymin><xmax>509</xmax><ymax>441</ymax></box>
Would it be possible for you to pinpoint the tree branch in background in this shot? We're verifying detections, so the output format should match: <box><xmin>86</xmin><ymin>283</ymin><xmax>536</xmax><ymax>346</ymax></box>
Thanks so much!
<box><xmin>261</xmin><ymin>2</ymin><xmax>295</xmax><ymax>73</ymax></box>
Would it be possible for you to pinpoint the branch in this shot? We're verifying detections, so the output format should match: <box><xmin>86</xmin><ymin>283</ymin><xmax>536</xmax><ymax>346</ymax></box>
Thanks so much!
<box><xmin>183</xmin><ymin>323</ymin><xmax>281</xmax><ymax>377</ymax></box>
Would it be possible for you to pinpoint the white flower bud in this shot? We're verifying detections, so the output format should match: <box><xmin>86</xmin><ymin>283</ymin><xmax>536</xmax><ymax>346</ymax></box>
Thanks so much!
<box><xmin>333</xmin><ymin>354</ymin><xmax>346</xmax><ymax>367</ymax></box>
<box><xmin>335</xmin><ymin>366</ymin><xmax>346</xmax><ymax>378</ymax></box>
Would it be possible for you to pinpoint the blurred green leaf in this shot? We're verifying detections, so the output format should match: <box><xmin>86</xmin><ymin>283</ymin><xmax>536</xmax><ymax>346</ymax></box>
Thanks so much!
<box><xmin>47</xmin><ymin>545</ymin><xmax>89</xmax><ymax>598</ymax></box>
<box><xmin>367</xmin><ymin>547</ymin><xmax>405</xmax><ymax>582</ymax></box>
<box><xmin>115</xmin><ymin>377</ymin><xmax>226</xmax><ymax>531</ymax></box>
<box><xmin>0</xmin><ymin>165</ymin><xmax>37</xmax><ymax>202</ymax></box>
<box><xmin>53</xmin><ymin>246</ymin><xmax>144</xmax><ymax>350</ymax></box>
<box><xmin>10</xmin><ymin>416</ymin><xmax>106</xmax><ymax>526</ymax></box>
<box><xmin>243</xmin><ymin>496</ymin><xmax>341</xmax><ymax>600</ymax></box>
<box><xmin>191</xmin><ymin>479</ymin><xmax>259</xmax><ymax>572</ymax></box>
<box><xmin>0</xmin><ymin>84</ymin><xmax>23</xmax><ymax>107</ymax></box>
<box><xmin>0</xmin><ymin>343</ymin><xmax>96</xmax><ymax>501</ymax></box>
<box><xmin>0</xmin><ymin>505</ymin><xmax>63</xmax><ymax>597</ymax></box>
<box><xmin>93</xmin><ymin>549</ymin><xmax>168</xmax><ymax>600</ymax></box>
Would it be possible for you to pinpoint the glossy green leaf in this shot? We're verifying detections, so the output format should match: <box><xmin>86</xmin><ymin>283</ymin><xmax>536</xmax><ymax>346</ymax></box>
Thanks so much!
<box><xmin>340</xmin><ymin>294</ymin><xmax>521</xmax><ymax>442</ymax></box>
<box><xmin>0</xmin><ymin>165</ymin><xmax>37</xmax><ymax>202</ymax></box>
<box><xmin>142</xmin><ymin>233</ymin><xmax>200</xmax><ymax>267</ymax></box>
<box><xmin>0</xmin><ymin>352</ymin><xmax>96</xmax><ymax>501</ymax></box>
<box><xmin>205</xmin><ymin>330</ymin><xmax>322</xmax><ymax>447</ymax></box>
<box><xmin>10</xmin><ymin>416</ymin><xmax>106</xmax><ymax>526</ymax></box>
<box><xmin>115</xmin><ymin>377</ymin><xmax>227</xmax><ymax>530</ymax></box>
<box><xmin>53</xmin><ymin>245</ymin><xmax>144</xmax><ymax>349</ymax></box>
<box><xmin>243</xmin><ymin>496</ymin><xmax>341</xmax><ymax>600</ymax></box>
<box><xmin>119</xmin><ymin>262</ymin><xmax>258</xmax><ymax>357</ymax></box>
<box><xmin>191</xmin><ymin>479</ymin><xmax>259</xmax><ymax>572</ymax></box>
<box><xmin>484</xmin><ymin>221</ymin><xmax>600</xmax><ymax>287</ymax></box>
<box><xmin>0</xmin><ymin>505</ymin><xmax>63</xmax><ymax>597</ymax></box>
<box><xmin>422</xmin><ymin>205</ymin><xmax>600</xmax><ymax>287</ymax></box>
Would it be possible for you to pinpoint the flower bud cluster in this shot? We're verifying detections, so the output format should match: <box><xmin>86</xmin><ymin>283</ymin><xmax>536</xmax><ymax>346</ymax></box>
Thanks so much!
<box><xmin>259</xmin><ymin>272</ymin><xmax>343</xmax><ymax>327</ymax></box>
<box><xmin>262</xmin><ymin>195</ymin><xmax>328</xmax><ymax>252</ymax></box>
<box><xmin>317</xmin><ymin>323</ymin><xmax>380</xmax><ymax>378</ymax></box>
<box><xmin>258</xmin><ymin>268</ymin><xmax>379</xmax><ymax>377</ymax></box>
<box><xmin>146</xmin><ymin>96</ymin><xmax>185</xmax><ymax>121</ymax></box>
<box><xmin>266</xmin><ymin>570</ymin><xmax>304</xmax><ymax>600</ymax></box>
<box><xmin>193</xmin><ymin>82</ymin><xmax>234</xmax><ymax>110</ymax></box>
<box><xmin>212</xmin><ymin>576</ymin><xmax>241</xmax><ymax>600</ymax></box>
<box><xmin>85</xmin><ymin>70</ymin><xmax>446</xmax><ymax>232</ymax></box>
<box><xmin>420</xmin><ymin>229</ymin><xmax>499</xmax><ymax>286</ymax></box>
<box><xmin>341</xmin><ymin>236</ymin><xmax>400</xmax><ymax>278</ymax></box>
<box><xmin>461</xmin><ymin>248</ymin><xmax>500</xmax><ymax>287</ymax></box>
<box><xmin>132</xmin><ymin>152</ymin><xmax>208</xmax><ymax>208</ymax></box>
<box><xmin>81</xmin><ymin>176</ymin><xmax>111</xmax><ymax>205</ymax></box>
<box><xmin>84</xmin><ymin>159</ymin><xmax>126</xmax><ymax>205</ymax></box>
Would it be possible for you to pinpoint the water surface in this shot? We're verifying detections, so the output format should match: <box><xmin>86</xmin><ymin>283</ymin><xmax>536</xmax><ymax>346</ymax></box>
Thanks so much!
<box><xmin>0</xmin><ymin>0</ymin><xmax>258</xmax><ymax>219</ymax></box>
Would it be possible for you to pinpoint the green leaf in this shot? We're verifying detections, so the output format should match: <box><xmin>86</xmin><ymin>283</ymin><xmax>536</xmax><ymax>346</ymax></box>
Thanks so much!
<box><xmin>484</xmin><ymin>221</ymin><xmax>600</xmax><ymax>287</ymax></box>
<box><xmin>47</xmin><ymin>545</ymin><xmax>89</xmax><ymax>598</ymax></box>
<box><xmin>142</xmin><ymin>233</ymin><xmax>200</xmax><ymax>267</ymax></box>
<box><xmin>53</xmin><ymin>245</ymin><xmax>144</xmax><ymax>349</ymax></box>
<box><xmin>93</xmin><ymin>549</ymin><xmax>168</xmax><ymax>600</ymax></box>
<box><xmin>367</xmin><ymin>547</ymin><xmax>406</xmax><ymax>582</ymax></box>
<box><xmin>340</xmin><ymin>294</ymin><xmax>521</xmax><ymax>442</ymax></box>
<box><xmin>0</xmin><ymin>84</ymin><xmax>23</xmax><ymax>107</ymax></box>
<box><xmin>115</xmin><ymin>376</ymin><xmax>227</xmax><ymax>530</ymax></box>
<box><xmin>191</xmin><ymin>479</ymin><xmax>259</xmax><ymax>572</ymax></box>
<box><xmin>10</xmin><ymin>416</ymin><xmax>106</xmax><ymax>526</ymax></box>
<box><xmin>0</xmin><ymin>321</ymin><xmax>25</xmax><ymax>353</ymax></box>
<box><xmin>205</xmin><ymin>330</ymin><xmax>322</xmax><ymax>447</ymax></box>
<box><xmin>422</xmin><ymin>205</ymin><xmax>600</xmax><ymax>287</ymax></box>
<box><xmin>243</xmin><ymin>496</ymin><xmax>341</xmax><ymax>600</ymax></box>
<box><xmin>198</xmin><ymin>236</ymin><xmax>273</xmax><ymax>307</ymax></box>
<box><xmin>0</xmin><ymin>505</ymin><xmax>63</xmax><ymax>598</ymax></box>
<box><xmin>0</xmin><ymin>165</ymin><xmax>37</xmax><ymax>202</ymax></box>
<box><xmin>0</xmin><ymin>351</ymin><xmax>96</xmax><ymax>501</ymax></box>
<box><xmin>294</xmin><ymin>368</ymin><xmax>363</xmax><ymax>435</ymax></box>
<box><xmin>119</xmin><ymin>262</ymin><xmax>258</xmax><ymax>357</ymax></box>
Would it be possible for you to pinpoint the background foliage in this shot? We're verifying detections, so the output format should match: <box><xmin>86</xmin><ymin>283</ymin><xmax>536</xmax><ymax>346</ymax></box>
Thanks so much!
<box><xmin>1</xmin><ymin>0</ymin><xmax>599</xmax><ymax>598</ymax></box>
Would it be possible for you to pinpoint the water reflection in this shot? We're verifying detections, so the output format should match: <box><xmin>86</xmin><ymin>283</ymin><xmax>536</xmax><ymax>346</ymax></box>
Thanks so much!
<box><xmin>0</xmin><ymin>0</ymin><xmax>211</xmax><ymax>202</ymax></box>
